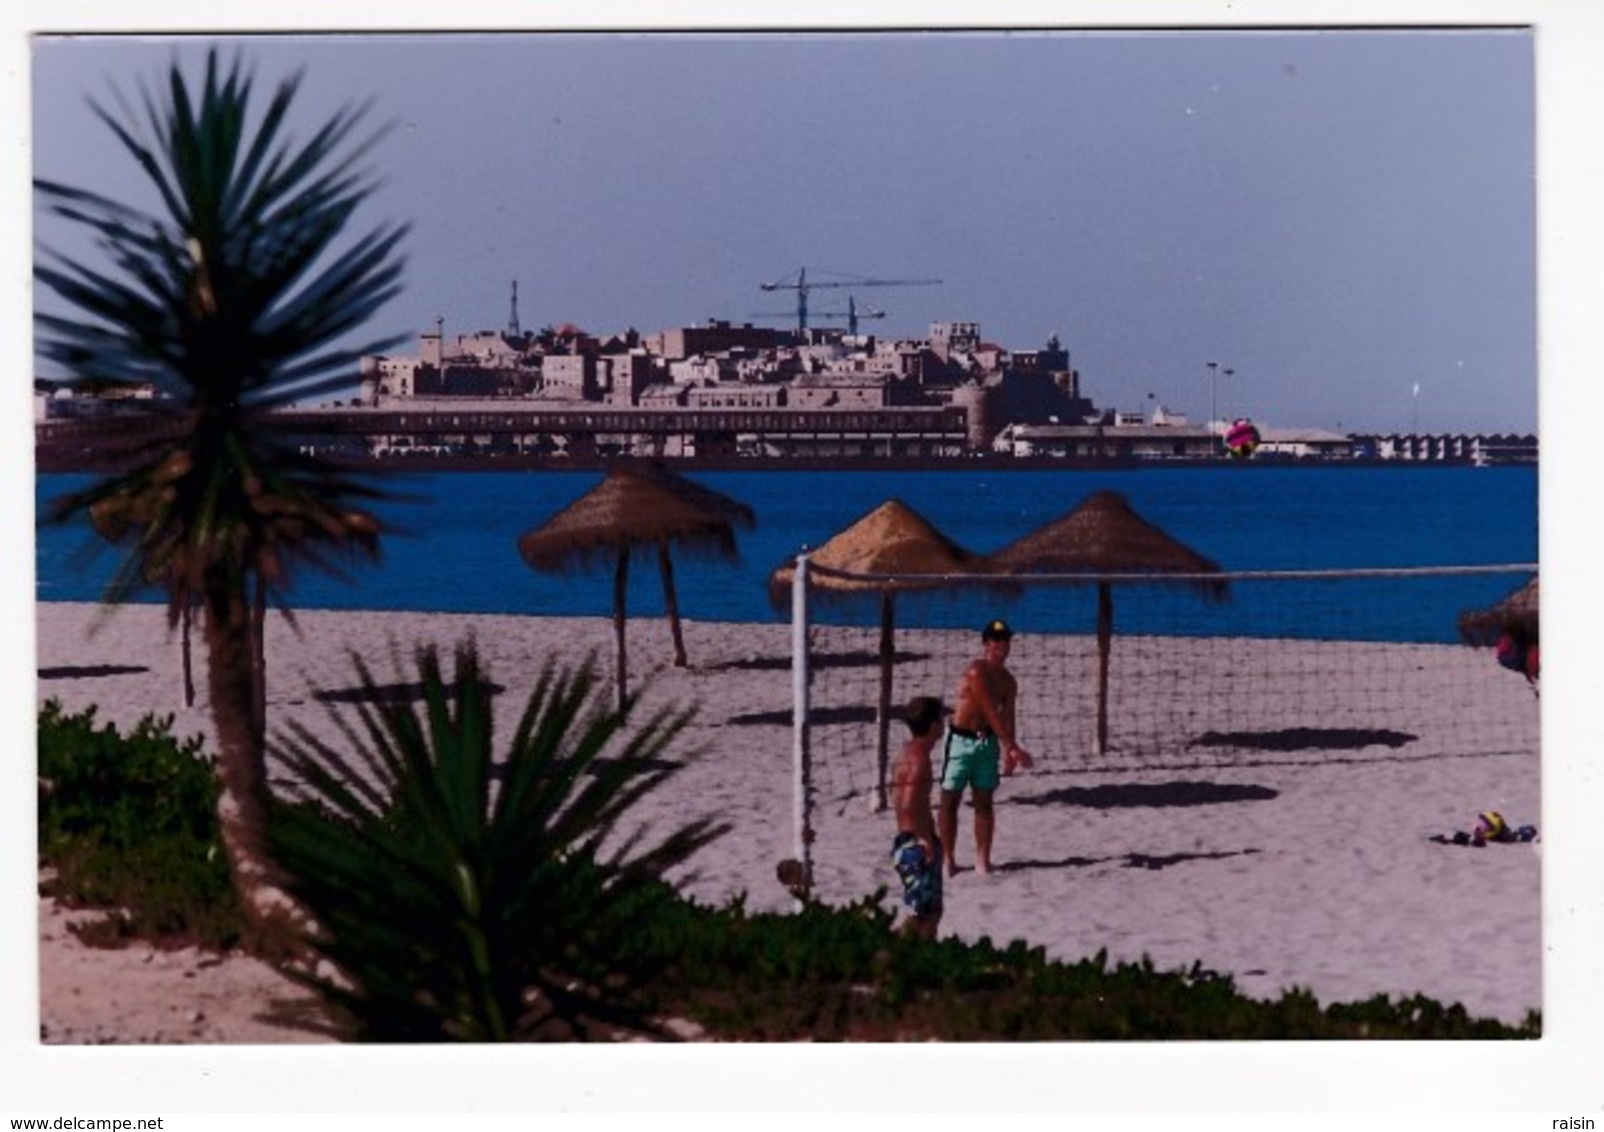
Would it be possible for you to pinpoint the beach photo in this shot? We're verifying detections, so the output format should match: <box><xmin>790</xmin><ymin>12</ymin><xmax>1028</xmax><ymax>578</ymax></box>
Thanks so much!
<box><xmin>12</xmin><ymin>7</ymin><xmax>1601</xmax><ymax>1115</ymax></box>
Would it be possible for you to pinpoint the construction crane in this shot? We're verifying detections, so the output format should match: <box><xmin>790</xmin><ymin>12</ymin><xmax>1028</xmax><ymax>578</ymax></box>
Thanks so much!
<box><xmin>759</xmin><ymin>267</ymin><xmax>941</xmax><ymax>332</ymax></box>
<box><xmin>751</xmin><ymin>295</ymin><xmax>887</xmax><ymax>337</ymax></box>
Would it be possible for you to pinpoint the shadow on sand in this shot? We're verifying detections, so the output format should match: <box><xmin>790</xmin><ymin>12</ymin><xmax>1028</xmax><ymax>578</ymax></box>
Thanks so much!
<box><xmin>1190</xmin><ymin>726</ymin><xmax>1416</xmax><ymax>752</ymax></box>
<box><xmin>989</xmin><ymin>847</ymin><xmax>1262</xmax><ymax>874</ymax></box>
<box><xmin>706</xmin><ymin>649</ymin><xmax>929</xmax><ymax>673</ymax></box>
<box><xmin>727</xmin><ymin>704</ymin><xmax>876</xmax><ymax>727</ymax></box>
<box><xmin>310</xmin><ymin>680</ymin><xmax>506</xmax><ymax>706</ymax></box>
<box><xmin>1014</xmin><ymin>780</ymin><xmax>1279</xmax><ymax>810</ymax></box>
<box><xmin>39</xmin><ymin>664</ymin><xmax>151</xmax><ymax>680</ymax></box>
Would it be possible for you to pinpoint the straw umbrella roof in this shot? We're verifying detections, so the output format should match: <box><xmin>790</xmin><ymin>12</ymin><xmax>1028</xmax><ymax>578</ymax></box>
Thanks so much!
<box><xmin>985</xmin><ymin>490</ymin><xmax>1226</xmax><ymax>758</ymax></box>
<box><xmin>767</xmin><ymin>497</ymin><xmax>992</xmax><ymax>812</ymax></box>
<box><xmin>1458</xmin><ymin>575</ymin><xmax>1539</xmax><ymax>646</ymax></box>
<box><xmin>987</xmin><ymin>489</ymin><xmax>1225</xmax><ymax>593</ymax></box>
<box><xmin>767</xmin><ymin>498</ymin><xmax>985</xmax><ymax>605</ymax></box>
<box><xmin>519</xmin><ymin>465</ymin><xmax>754</xmax><ymax>573</ymax></box>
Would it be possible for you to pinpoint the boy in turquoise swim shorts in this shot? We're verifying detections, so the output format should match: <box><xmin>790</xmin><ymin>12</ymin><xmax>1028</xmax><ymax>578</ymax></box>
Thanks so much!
<box><xmin>938</xmin><ymin>619</ymin><xmax>1035</xmax><ymax>877</ymax></box>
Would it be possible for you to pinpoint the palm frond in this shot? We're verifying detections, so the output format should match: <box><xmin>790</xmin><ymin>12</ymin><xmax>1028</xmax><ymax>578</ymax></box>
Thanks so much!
<box><xmin>267</xmin><ymin>641</ymin><xmax>728</xmax><ymax>1041</ymax></box>
<box><xmin>35</xmin><ymin>47</ymin><xmax>409</xmax><ymax>621</ymax></box>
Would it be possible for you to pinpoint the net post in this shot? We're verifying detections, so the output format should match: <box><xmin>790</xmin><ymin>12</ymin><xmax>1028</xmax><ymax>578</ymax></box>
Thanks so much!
<box><xmin>791</xmin><ymin>552</ymin><xmax>814</xmax><ymax>910</ymax></box>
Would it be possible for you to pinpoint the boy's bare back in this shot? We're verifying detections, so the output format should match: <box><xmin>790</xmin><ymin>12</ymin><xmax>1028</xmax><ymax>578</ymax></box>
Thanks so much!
<box><xmin>891</xmin><ymin>739</ymin><xmax>936</xmax><ymax>840</ymax></box>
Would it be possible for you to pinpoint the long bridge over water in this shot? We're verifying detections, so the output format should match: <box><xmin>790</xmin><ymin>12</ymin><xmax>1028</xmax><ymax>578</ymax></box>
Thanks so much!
<box><xmin>36</xmin><ymin>405</ymin><xmax>974</xmax><ymax>470</ymax></box>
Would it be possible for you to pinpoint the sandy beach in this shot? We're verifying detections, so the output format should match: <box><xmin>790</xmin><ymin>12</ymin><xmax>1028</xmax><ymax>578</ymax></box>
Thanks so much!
<box><xmin>33</xmin><ymin>599</ymin><xmax>1543</xmax><ymax>1040</ymax></box>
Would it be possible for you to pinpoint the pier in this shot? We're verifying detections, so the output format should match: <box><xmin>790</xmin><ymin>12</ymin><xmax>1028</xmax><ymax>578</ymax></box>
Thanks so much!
<box><xmin>35</xmin><ymin>405</ymin><xmax>972</xmax><ymax>471</ymax></box>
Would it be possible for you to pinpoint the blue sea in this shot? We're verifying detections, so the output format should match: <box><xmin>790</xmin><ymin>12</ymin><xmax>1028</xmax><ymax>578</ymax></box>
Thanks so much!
<box><xmin>34</xmin><ymin>465</ymin><xmax>1538</xmax><ymax>644</ymax></box>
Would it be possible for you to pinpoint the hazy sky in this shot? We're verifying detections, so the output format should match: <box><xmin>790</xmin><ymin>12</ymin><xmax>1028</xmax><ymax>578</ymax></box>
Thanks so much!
<box><xmin>31</xmin><ymin>29</ymin><xmax>1537</xmax><ymax>434</ymax></box>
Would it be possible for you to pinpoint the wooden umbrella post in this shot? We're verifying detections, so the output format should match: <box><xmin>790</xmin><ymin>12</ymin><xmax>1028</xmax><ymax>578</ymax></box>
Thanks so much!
<box><xmin>657</xmin><ymin>535</ymin><xmax>688</xmax><ymax>667</ymax></box>
<box><xmin>613</xmin><ymin>548</ymin><xmax>629</xmax><ymax>713</ymax></box>
<box><xmin>791</xmin><ymin>553</ymin><xmax>814</xmax><ymax>908</ymax></box>
<box><xmin>874</xmin><ymin>589</ymin><xmax>896</xmax><ymax>812</ymax></box>
<box><xmin>1096</xmin><ymin>581</ymin><xmax>1113</xmax><ymax>758</ymax></box>
<box><xmin>180</xmin><ymin>601</ymin><xmax>195</xmax><ymax>708</ymax></box>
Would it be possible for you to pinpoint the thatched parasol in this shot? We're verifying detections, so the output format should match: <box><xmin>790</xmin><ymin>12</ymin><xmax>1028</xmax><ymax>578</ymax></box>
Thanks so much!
<box><xmin>986</xmin><ymin>490</ymin><xmax>1227</xmax><ymax>756</ymax></box>
<box><xmin>519</xmin><ymin>464</ymin><xmax>754</xmax><ymax>709</ymax></box>
<box><xmin>769</xmin><ymin>499</ymin><xmax>986</xmax><ymax>810</ymax></box>
<box><xmin>1458</xmin><ymin>575</ymin><xmax>1539</xmax><ymax>647</ymax></box>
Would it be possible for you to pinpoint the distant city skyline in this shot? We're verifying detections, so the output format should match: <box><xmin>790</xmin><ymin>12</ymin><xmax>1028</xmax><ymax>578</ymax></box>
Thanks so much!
<box><xmin>30</xmin><ymin>29</ymin><xmax>1538</xmax><ymax>434</ymax></box>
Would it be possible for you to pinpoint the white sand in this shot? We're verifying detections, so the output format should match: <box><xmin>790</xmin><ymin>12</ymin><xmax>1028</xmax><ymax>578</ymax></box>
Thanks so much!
<box><xmin>33</xmin><ymin>599</ymin><xmax>1542</xmax><ymax>1040</ymax></box>
<box><xmin>36</xmin><ymin>892</ymin><xmax>331</xmax><ymax>1045</ymax></box>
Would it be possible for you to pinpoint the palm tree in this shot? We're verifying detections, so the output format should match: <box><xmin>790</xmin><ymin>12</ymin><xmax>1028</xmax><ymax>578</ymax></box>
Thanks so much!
<box><xmin>35</xmin><ymin>50</ymin><xmax>408</xmax><ymax>930</ymax></box>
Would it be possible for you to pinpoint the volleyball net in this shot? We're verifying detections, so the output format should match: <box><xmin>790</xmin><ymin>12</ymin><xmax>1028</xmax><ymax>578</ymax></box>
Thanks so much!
<box><xmin>789</xmin><ymin>562</ymin><xmax>1541</xmax><ymax>812</ymax></box>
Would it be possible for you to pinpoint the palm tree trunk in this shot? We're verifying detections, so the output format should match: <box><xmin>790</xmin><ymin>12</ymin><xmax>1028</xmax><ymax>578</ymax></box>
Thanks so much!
<box><xmin>613</xmin><ymin>548</ymin><xmax>629</xmax><ymax>712</ymax></box>
<box><xmin>658</xmin><ymin>536</ymin><xmax>688</xmax><ymax>668</ymax></box>
<box><xmin>250</xmin><ymin>571</ymin><xmax>267</xmax><ymax>750</ymax></box>
<box><xmin>202</xmin><ymin>566</ymin><xmax>289</xmax><ymax>932</ymax></box>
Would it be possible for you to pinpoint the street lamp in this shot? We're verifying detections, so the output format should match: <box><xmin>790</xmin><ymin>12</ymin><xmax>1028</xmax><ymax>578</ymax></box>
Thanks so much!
<box><xmin>1206</xmin><ymin>362</ymin><xmax>1237</xmax><ymax>456</ymax></box>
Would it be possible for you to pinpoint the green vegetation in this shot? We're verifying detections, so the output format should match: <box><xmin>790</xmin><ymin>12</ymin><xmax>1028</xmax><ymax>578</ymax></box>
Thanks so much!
<box><xmin>265</xmin><ymin>641</ymin><xmax>727</xmax><ymax>1041</ymax></box>
<box><xmin>636</xmin><ymin>895</ymin><xmax>1540</xmax><ymax>1040</ymax></box>
<box><xmin>36</xmin><ymin>669</ymin><xmax>1540</xmax><ymax>1041</ymax></box>
<box><xmin>37</xmin><ymin>700</ymin><xmax>242</xmax><ymax>950</ymax></box>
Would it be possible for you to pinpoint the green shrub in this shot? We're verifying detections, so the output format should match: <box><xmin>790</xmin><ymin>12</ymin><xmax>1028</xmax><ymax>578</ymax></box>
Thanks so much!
<box><xmin>37</xmin><ymin>700</ymin><xmax>244</xmax><ymax>949</ymax></box>
<box><xmin>626</xmin><ymin>893</ymin><xmax>1540</xmax><ymax>1041</ymax></box>
<box><xmin>266</xmin><ymin>642</ymin><xmax>728</xmax><ymax>1042</ymax></box>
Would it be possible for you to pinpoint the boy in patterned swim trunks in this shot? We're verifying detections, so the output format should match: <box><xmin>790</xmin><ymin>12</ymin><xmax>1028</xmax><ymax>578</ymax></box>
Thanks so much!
<box><xmin>890</xmin><ymin>694</ymin><xmax>945</xmax><ymax>939</ymax></box>
<box><xmin>938</xmin><ymin>619</ymin><xmax>1035</xmax><ymax>877</ymax></box>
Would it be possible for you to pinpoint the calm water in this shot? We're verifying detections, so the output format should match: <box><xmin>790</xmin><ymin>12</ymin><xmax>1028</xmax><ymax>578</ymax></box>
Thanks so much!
<box><xmin>35</xmin><ymin>465</ymin><xmax>1538</xmax><ymax>643</ymax></box>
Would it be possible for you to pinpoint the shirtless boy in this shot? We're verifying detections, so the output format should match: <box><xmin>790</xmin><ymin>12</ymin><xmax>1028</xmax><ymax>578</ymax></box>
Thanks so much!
<box><xmin>938</xmin><ymin>619</ymin><xmax>1035</xmax><ymax>877</ymax></box>
<box><xmin>889</xmin><ymin>695</ymin><xmax>944</xmax><ymax>939</ymax></box>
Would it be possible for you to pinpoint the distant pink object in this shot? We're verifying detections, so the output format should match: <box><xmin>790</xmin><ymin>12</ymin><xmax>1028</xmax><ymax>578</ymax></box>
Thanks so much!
<box><xmin>1224</xmin><ymin>419</ymin><xmax>1260</xmax><ymax>458</ymax></box>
